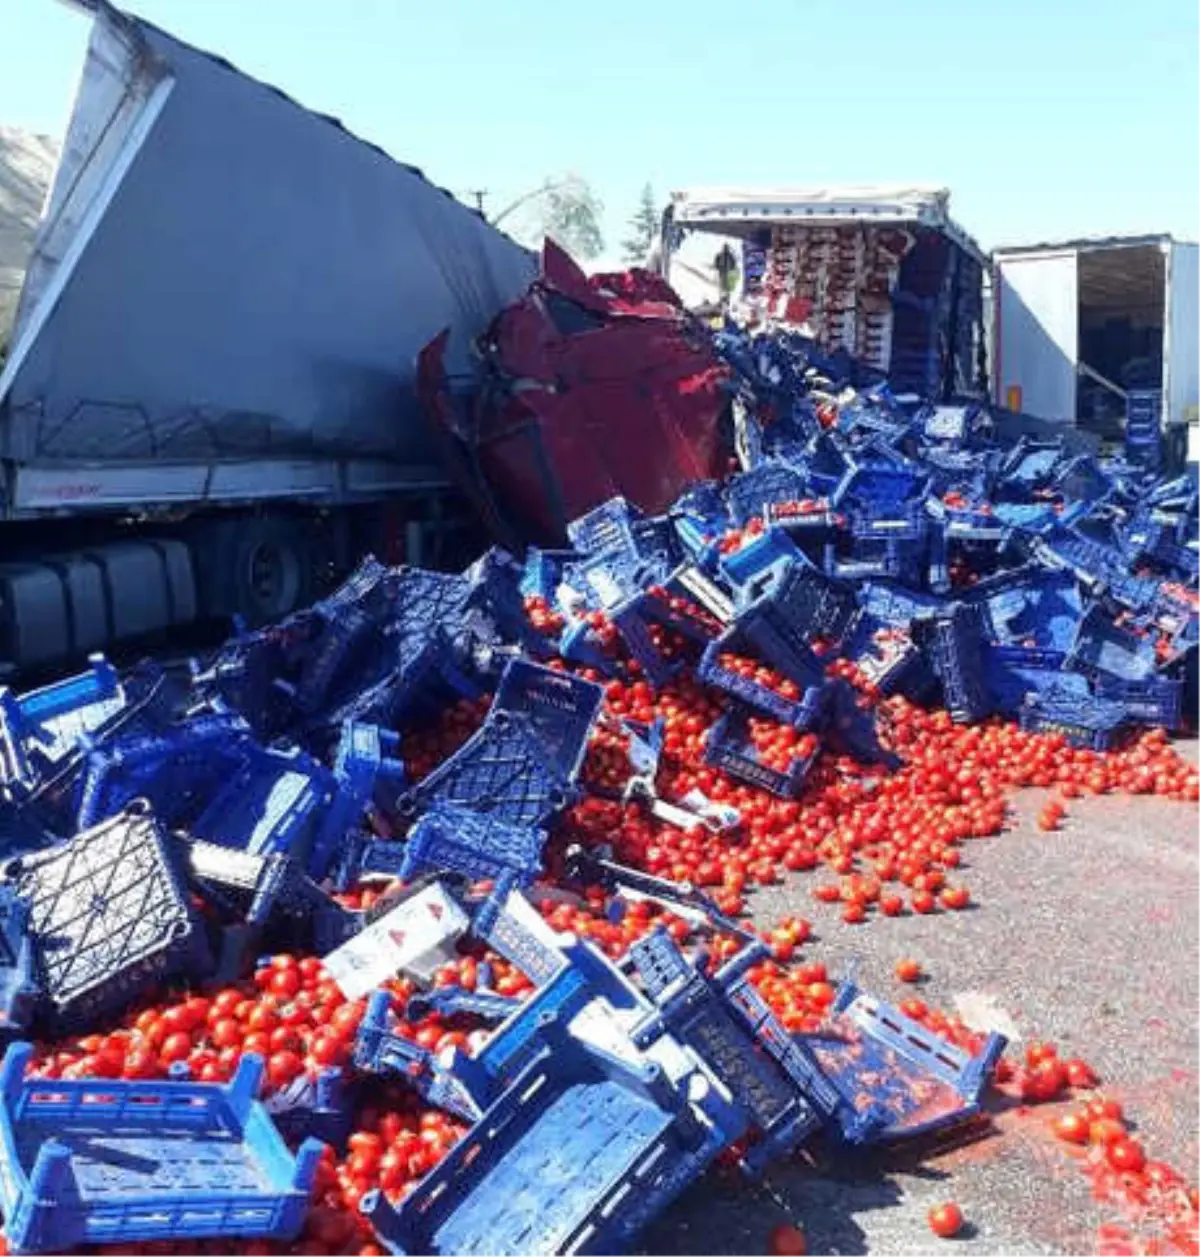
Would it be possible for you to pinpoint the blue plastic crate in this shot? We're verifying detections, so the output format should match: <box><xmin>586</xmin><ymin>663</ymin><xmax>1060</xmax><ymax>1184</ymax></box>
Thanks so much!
<box><xmin>0</xmin><ymin>1044</ymin><xmax>324</xmax><ymax>1254</ymax></box>
<box><xmin>0</xmin><ymin>886</ymin><xmax>36</xmax><ymax>1043</ymax></box>
<box><xmin>982</xmin><ymin>650</ymin><xmax>1085</xmax><ymax>718</ymax></box>
<box><xmin>492</xmin><ymin>660</ymin><xmax>599</xmax><ymax>782</ymax></box>
<box><xmin>361</xmin><ymin>1029</ymin><xmax>731</xmax><ymax>1257</ymax></box>
<box><xmin>808</xmin><ymin>982</ymin><xmax>1007</xmax><ymax>1148</ymax></box>
<box><xmin>670</xmin><ymin>484</ymin><xmax>730</xmax><ymax>564</ymax></box>
<box><xmin>843</xmin><ymin>617</ymin><xmax>935</xmax><ymax>700</ymax></box>
<box><xmin>312</xmin><ymin>554</ymin><xmax>390</xmax><ymax>618</ymax></box>
<box><xmin>918</xmin><ymin>403</ymin><xmax>984</xmax><ymax>444</ymax></box>
<box><xmin>976</xmin><ymin>569</ymin><xmax>1083</xmax><ymax>652</ymax></box>
<box><xmin>635</xmin><ymin>569</ymin><xmax>730</xmax><ymax>647</ymax></box>
<box><xmin>557</xmin><ymin>618</ymin><xmax>623</xmax><ymax>677</ymax></box>
<box><xmin>0</xmin><ymin>655</ymin><xmax>121</xmax><ymax>790</ymax></box>
<box><xmin>383</xmin><ymin>567</ymin><xmax>476</xmax><ymax>642</ymax></box>
<box><xmin>989</xmin><ymin>501</ymin><xmax>1061</xmax><ymax>533</ymax></box>
<box><xmin>466</xmin><ymin>548</ymin><xmax>557</xmax><ymax>662</ymax></box>
<box><xmin>848</xmin><ymin>501</ymin><xmax>928</xmax><ymax>543</ymax></box>
<box><xmin>857</xmin><ymin>581</ymin><xmax>941</xmax><ymax>627</ymax></box>
<box><xmin>922</xmin><ymin>605</ymin><xmax>992</xmax><ymax>723</ymax></box>
<box><xmin>400</xmin><ymin>712</ymin><xmax>575</xmax><ymax>830</ymax></box>
<box><xmin>0</xmin><ymin>802</ymin><xmax>209</xmax><ymax>1033</ymax></box>
<box><xmin>823</xmin><ymin>537</ymin><xmax>922</xmax><ymax>585</ymax></box>
<box><xmin>266</xmin><ymin>1066</ymin><xmax>353</xmax><ymax>1152</ymax></box>
<box><xmin>1065</xmin><ymin>605</ymin><xmax>1159</xmax><ymax>682</ymax></box>
<box><xmin>1019</xmin><ymin>686</ymin><xmax>1134</xmax><ymax>750</ymax></box>
<box><xmin>725</xmin><ymin>462</ymin><xmax>813</xmax><ymax>527</ymax></box>
<box><xmin>997</xmin><ymin>437</ymin><xmax>1066</xmax><ymax>493</ymax></box>
<box><xmin>737</xmin><ymin>556</ymin><xmax>859</xmax><ymax>650</ymax></box>
<box><xmin>698</xmin><ymin>633</ymin><xmax>813</xmax><ymax>726</ymax></box>
<box><xmin>74</xmin><ymin>712</ymin><xmax>258</xmax><ymax>831</ymax></box>
<box><xmin>626</xmin><ymin>931</ymin><xmax>833</xmax><ymax>1174</ymax></box>
<box><xmin>832</xmin><ymin>462</ymin><xmax>930</xmax><ymax>514</ymax></box>
<box><xmin>352</xmin><ymin>989</ymin><xmax>514</xmax><ymax>1124</ymax></box>
<box><xmin>718</xmin><ymin>528</ymin><xmax>801</xmax><ymax>589</ymax></box>
<box><xmin>401</xmin><ymin>803</ymin><xmax>548</xmax><ymax>890</ymax></box>
<box><xmin>704</xmin><ymin>706</ymin><xmax>817</xmax><ymax>798</ymax></box>
<box><xmin>5</xmin><ymin>661</ymin><xmax>176</xmax><ymax>821</ymax></box>
<box><xmin>301</xmin><ymin>720</ymin><xmax>407</xmax><ymax>881</ymax></box>
<box><xmin>191</xmin><ymin>744</ymin><xmax>335</xmax><ymax>864</ymax></box>
<box><xmin>1094</xmin><ymin>675</ymin><xmax>1184</xmax><ymax>731</ymax></box>
<box><xmin>313</xmin><ymin>630</ymin><xmax>460</xmax><ymax>733</ymax></box>
<box><xmin>567</xmin><ymin>497</ymin><xmax>645</xmax><ymax>555</ymax></box>
<box><xmin>519</xmin><ymin>547</ymin><xmax>580</xmax><ymax>601</ymax></box>
<box><xmin>406</xmin><ymin>986</ymin><xmax>523</xmax><ymax>1024</ymax></box>
<box><xmin>818</xmin><ymin>679</ymin><xmax>901</xmax><ymax>768</ymax></box>
<box><xmin>293</xmin><ymin>604</ymin><xmax>381</xmax><ymax>716</ymax></box>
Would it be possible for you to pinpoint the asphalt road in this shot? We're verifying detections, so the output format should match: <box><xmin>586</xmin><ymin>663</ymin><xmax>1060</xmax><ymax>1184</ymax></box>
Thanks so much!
<box><xmin>643</xmin><ymin>742</ymin><xmax>1199</xmax><ymax>1256</ymax></box>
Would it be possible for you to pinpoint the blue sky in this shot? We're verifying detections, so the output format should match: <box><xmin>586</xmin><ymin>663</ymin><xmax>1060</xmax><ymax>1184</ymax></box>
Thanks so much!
<box><xmin>3</xmin><ymin>0</ymin><xmax>1197</xmax><ymax>266</ymax></box>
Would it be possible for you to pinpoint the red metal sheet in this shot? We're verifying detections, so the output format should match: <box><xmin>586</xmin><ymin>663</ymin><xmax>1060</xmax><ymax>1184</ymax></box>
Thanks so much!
<box><xmin>420</xmin><ymin>240</ymin><xmax>731</xmax><ymax>542</ymax></box>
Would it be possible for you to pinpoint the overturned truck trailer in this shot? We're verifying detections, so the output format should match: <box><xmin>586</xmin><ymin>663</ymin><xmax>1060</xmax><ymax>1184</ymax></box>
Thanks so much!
<box><xmin>0</xmin><ymin>1</ymin><xmax>534</xmax><ymax>674</ymax></box>
<box><xmin>661</xmin><ymin>186</ymin><xmax>988</xmax><ymax>402</ymax></box>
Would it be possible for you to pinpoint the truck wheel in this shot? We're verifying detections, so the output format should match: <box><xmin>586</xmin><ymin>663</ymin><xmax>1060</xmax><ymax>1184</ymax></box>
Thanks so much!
<box><xmin>192</xmin><ymin>515</ymin><xmax>314</xmax><ymax>626</ymax></box>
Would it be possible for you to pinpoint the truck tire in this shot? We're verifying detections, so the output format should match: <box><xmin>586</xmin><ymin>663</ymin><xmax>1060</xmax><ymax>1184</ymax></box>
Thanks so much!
<box><xmin>191</xmin><ymin>515</ymin><xmax>314</xmax><ymax>627</ymax></box>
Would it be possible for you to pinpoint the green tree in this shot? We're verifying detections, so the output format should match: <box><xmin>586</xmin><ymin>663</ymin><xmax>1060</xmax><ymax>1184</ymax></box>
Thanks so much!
<box><xmin>495</xmin><ymin>173</ymin><xmax>605</xmax><ymax>261</ymax></box>
<box><xmin>621</xmin><ymin>184</ymin><xmax>659</xmax><ymax>265</ymax></box>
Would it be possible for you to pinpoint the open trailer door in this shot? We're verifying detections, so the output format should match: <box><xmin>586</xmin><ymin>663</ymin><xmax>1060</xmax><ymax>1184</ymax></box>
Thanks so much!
<box><xmin>1166</xmin><ymin>241</ymin><xmax>1199</xmax><ymax>433</ymax></box>
<box><xmin>993</xmin><ymin>247</ymin><xmax>1078</xmax><ymax>422</ymax></box>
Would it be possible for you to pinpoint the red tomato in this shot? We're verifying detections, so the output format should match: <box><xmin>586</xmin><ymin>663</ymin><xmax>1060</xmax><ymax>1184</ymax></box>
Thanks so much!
<box><xmin>1107</xmin><ymin>1138</ymin><xmax>1146</xmax><ymax>1174</ymax></box>
<box><xmin>894</xmin><ymin>959</ymin><xmax>922</xmax><ymax>983</ymax></box>
<box><xmin>1063</xmin><ymin>1058</ymin><xmax>1098</xmax><ymax>1089</ymax></box>
<box><xmin>266</xmin><ymin>1050</ymin><xmax>303</xmax><ymax>1088</ymax></box>
<box><xmin>928</xmin><ymin>1203</ymin><xmax>964</xmax><ymax>1238</ymax></box>
<box><xmin>160</xmin><ymin>1032</ymin><xmax>192</xmax><ymax>1064</ymax></box>
<box><xmin>768</xmin><ymin>1223</ymin><xmax>807</xmax><ymax>1255</ymax></box>
<box><xmin>1053</xmin><ymin>1112</ymin><xmax>1091</xmax><ymax>1145</ymax></box>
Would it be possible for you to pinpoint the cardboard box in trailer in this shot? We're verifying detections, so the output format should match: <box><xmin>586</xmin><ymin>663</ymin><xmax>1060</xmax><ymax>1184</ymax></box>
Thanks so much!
<box><xmin>659</xmin><ymin>186</ymin><xmax>989</xmax><ymax>401</ymax></box>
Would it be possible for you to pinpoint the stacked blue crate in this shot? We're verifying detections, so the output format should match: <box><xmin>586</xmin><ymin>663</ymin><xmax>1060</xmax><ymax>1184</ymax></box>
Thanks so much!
<box><xmin>1124</xmin><ymin>389</ymin><xmax>1163</xmax><ymax>470</ymax></box>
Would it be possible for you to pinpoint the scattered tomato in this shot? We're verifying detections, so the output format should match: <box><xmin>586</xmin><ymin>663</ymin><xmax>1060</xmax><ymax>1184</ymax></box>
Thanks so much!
<box><xmin>928</xmin><ymin>1202</ymin><xmax>965</xmax><ymax>1238</ymax></box>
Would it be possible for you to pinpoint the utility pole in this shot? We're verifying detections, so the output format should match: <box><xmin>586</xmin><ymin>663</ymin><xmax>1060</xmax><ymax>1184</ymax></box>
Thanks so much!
<box><xmin>465</xmin><ymin>189</ymin><xmax>489</xmax><ymax>217</ymax></box>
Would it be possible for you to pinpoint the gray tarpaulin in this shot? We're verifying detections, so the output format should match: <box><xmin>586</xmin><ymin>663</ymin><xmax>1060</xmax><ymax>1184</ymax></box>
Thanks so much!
<box><xmin>1</xmin><ymin>6</ymin><xmax>535</xmax><ymax>468</ymax></box>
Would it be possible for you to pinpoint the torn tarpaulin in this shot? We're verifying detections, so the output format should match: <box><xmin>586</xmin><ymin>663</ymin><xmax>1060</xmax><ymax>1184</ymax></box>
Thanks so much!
<box><xmin>418</xmin><ymin>240</ymin><xmax>732</xmax><ymax>544</ymax></box>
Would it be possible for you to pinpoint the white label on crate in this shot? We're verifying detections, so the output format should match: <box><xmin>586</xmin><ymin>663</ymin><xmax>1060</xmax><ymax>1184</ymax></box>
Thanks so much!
<box><xmin>323</xmin><ymin>883</ymin><xmax>469</xmax><ymax>997</ymax></box>
<box><xmin>585</xmin><ymin>569</ymin><xmax>625</xmax><ymax>608</ymax></box>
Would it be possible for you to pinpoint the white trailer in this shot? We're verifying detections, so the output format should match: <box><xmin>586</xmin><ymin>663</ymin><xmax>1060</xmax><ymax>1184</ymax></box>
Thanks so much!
<box><xmin>991</xmin><ymin>235</ymin><xmax>1199</xmax><ymax>463</ymax></box>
